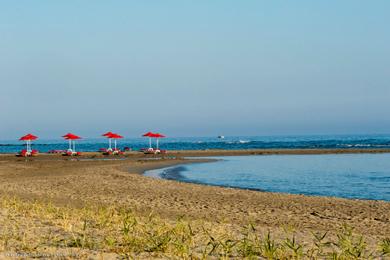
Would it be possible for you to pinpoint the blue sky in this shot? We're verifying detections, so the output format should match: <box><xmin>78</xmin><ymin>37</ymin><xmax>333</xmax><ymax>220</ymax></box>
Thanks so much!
<box><xmin>0</xmin><ymin>1</ymin><xmax>389</xmax><ymax>139</ymax></box>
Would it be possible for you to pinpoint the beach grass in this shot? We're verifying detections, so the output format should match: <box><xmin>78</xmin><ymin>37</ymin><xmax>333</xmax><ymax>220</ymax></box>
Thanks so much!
<box><xmin>0</xmin><ymin>197</ymin><xmax>389</xmax><ymax>259</ymax></box>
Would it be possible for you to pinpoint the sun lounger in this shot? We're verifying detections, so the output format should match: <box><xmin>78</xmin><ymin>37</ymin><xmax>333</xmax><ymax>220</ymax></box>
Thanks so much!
<box><xmin>113</xmin><ymin>148</ymin><xmax>124</xmax><ymax>155</ymax></box>
<box><xmin>63</xmin><ymin>150</ymin><xmax>81</xmax><ymax>156</ymax></box>
<box><xmin>103</xmin><ymin>148</ymin><xmax>124</xmax><ymax>155</ymax></box>
<box><xmin>17</xmin><ymin>149</ymin><xmax>30</xmax><ymax>157</ymax></box>
<box><xmin>143</xmin><ymin>148</ymin><xmax>155</xmax><ymax>154</ymax></box>
<box><xmin>17</xmin><ymin>149</ymin><xmax>40</xmax><ymax>157</ymax></box>
<box><xmin>103</xmin><ymin>150</ymin><xmax>112</xmax><ymax>155</ymax></box>
<box><xmin>143</xmin><ymin>148</ymin><xmax>167</xmax><ymax>154</ymax></box>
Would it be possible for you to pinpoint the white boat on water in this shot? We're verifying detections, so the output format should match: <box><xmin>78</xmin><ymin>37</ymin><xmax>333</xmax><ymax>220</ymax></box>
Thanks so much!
<box><xmin>218</xmin><ymin>135</ymin><xmax>225</xmax><ymax>139</ymax></box>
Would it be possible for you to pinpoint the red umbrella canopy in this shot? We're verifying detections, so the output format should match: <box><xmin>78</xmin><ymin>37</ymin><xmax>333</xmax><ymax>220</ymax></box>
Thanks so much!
<box><xmin>62</xmin><ymin>133</ymin><xmax>81</xmax><ymax>140</ymax></box>
<box><xmin>102</xmin><ymin>131</ymin><xmax>114</xmax><ymax>137</ymax></box>
<box><xmin>152</xmin><ymin>133</ymin><xmax>166</xmax><ymax>138</ymax></box>
<box><xmin>143</xmin><ymin>132</ymin><xmax>155</xmax><ymax>137</ymax></box>
<box><xmin>19</xmin><ymin>134</ymin><xmax>38</xmax><ymax>141</ymax></box>
<box><xmin>62</xmin><ymin>133</ymin><xmax>72</xmax><ymax>138</ymax></box>
<box><xmin>108</xmin><ymin>133</ymin><xmax>123</xmax><ymax>139</ymax></box>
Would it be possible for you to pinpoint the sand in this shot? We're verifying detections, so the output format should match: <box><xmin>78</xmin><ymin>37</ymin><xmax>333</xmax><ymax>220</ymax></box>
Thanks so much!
<box><xmin>0</xmin><ymin>150</ymin><xmax>389</xmax><ymax>254</ymax></box>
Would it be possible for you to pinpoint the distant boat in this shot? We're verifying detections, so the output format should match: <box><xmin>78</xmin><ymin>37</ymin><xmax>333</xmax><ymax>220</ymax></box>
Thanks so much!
<box><xmin>218</xmin><ymin>135</ymin><xmax>225</xmax><ymax>139</ymax></box>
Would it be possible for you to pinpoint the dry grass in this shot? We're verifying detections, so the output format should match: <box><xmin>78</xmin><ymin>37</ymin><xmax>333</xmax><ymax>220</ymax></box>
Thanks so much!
<box><xmin>0</xmin><ymin>197</ymin><xmax>389</xmax><ymax>259</ymax></box>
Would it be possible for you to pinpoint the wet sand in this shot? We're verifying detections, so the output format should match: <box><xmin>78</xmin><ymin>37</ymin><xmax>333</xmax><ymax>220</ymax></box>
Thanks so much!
<box><xmin>0</xmin><ymin>150</ymin><xmax>389</xmax><ymax>249</ymax></box>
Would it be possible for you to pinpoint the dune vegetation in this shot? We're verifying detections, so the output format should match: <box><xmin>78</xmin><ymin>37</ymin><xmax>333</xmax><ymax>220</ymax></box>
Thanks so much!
<box><xmin>0</xmin><ymin>197</ymin><xmax>389</xmax><ymax>259</ymax></box>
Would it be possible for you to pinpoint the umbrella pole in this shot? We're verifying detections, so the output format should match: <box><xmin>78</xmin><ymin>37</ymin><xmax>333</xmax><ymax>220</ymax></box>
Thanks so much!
<box><xmin>109</xmin><ymin>139</ymin><xmax>111</xmax><ymax>150</ymax></box>
<box><xmin>149</xmin><ymin>138</ymin><xmax>151</xmax><ymax>149</ymax></box>
<box><xmin>157</xmin><ymin>139</ymin><xmax>159</xmax><ymax>149</ymax></box>
<box><xmin>114</xmin><ymin>139</ymin><xmax>117</xmax><ymax>150</ymax></box>
<box><xmin>68</xmin><ymin>139</ymin><xmax>72</xmax><ymax>150</ymax></box>
<box><xmin>73</xmin><ymin>141</ymin><xmax>76</xmax><ymax>152</ymax></box>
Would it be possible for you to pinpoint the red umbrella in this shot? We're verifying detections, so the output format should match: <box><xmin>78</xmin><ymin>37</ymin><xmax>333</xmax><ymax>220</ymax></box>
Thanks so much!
<box><xmin>152</xmin><ymin>133</ymin><xmax>166</xmax><ymax>149</ymax></box>
<box><xmin>107</xmin><ymin>133</ymin><xmax>123</xmax><ymax>150</ymax></box>
<box><xmin>62</xmin><ymin>133</ymin><xmax>81</xmax><ymax>139</ymax></box>
<box><xmin>62</xmin><ymin>133</ymin><xmax>81</xmax><ymax>152</ymax></box>
<box><xmin>102</xmin><ymin>132</ymin><xmax>114</xmax><ymax>150</ymax></box>
<box><xmin>143</xmin><ymin>132</ymin><xmax>155</xmax><ymax>149</ymax></box>
<box><xmin>19</xmin><ymin>133</ymin><xmax>38</xmax><ymax>141</ymax></box>
<box><xmin>19</xmin><ymin>134</ymin><xmax>38</xmax><ymax>152</ymax></box>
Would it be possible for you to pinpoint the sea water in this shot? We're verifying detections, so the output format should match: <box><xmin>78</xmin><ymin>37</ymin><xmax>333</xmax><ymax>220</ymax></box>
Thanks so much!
<box><xmin>144</xmin><ymin>154</ymin><xmax>390</xmax><ymax>201</ymax></box>
<box><xmin>1</xmin><ymin>134</ymin><xmax>390</xmax><ymax>153</ymax></box>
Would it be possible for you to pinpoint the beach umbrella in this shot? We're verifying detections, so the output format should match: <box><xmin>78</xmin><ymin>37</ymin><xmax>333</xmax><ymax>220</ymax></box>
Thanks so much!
<box><xmin>62</xmin><ymin>133</ymin><xmax>81</xmax><ymax>152</ymax></box>
<box><xmin>62</xmin><ymin>133</ymin><xmax>73</xmax><ymax>150</ymax></box>
<box><xmin>102</xmin><ymin>131</ymin><xmax>114</xmax><ymax>150</ymax></box>
<box><xmin>108</xmin><ymin>133</ymin><xmax>123</xmax><ymax>150</ymax></box>
<box><xmin>152</xmin><ymin>133</ymin><xmax>166</xmax><ymax>150</ymax></box>
<box><xmin>19</xmin><ymin>134</ymin><xmax>38</xmax><ymax>152</ymax></box>
<box><xmin>143</xmin><ymin>132</ymin><xmax>155</xmax><ymax>149</ymax></box>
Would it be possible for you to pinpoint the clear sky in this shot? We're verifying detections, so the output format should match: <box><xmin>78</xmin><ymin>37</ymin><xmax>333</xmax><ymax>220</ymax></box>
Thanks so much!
<box><xmin>1</xmin><ymin>1</ymin><xmax>389</xmax><ymax>139</ymax></box>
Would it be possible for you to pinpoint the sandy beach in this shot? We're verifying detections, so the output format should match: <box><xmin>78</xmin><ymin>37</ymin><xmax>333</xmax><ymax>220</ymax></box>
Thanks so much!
<box><xmin>0</xmin><ymin>150</ymin><xmax>389</xmax><ymax>257</ymax></box>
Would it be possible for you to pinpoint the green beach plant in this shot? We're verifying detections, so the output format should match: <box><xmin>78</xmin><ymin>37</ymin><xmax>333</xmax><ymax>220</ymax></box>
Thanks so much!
<box><xmin>283</xmin><ymin>235</ymin><xmax>303</xmax><ymax>258</ymax></box>
<box><xmin>332</xmin><ymin>224</ymin><xmax>373</xmax><ymax>259</ymax></box>
<box><xmin>262</xmin><ymin>232</ymin><xmax>279</xmax><ymax>259</ymax></box>
<box><xmin>380</xmin><ymin>238</ymin><xmax>390</xmax><ymax>257</ymax></box>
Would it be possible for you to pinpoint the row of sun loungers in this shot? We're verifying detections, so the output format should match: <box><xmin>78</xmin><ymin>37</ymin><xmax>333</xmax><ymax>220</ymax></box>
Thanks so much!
<box><xmin>48</xmin><ymin>149</ymin><xmax>82</xmax><ymax>156</ymax></box>
<box><xmin>18</xmin><ymin>149</ymin><xmax>81</xmax><ymax>157</ymax></box>
<box><xmin>99</xmin><ymin>147</ymin><xmax>167</xmax><ymax>155</ymax></box>
<box><xmin>18</xmin><ymin>147</ymin><xmax>168</xmax><ymax>157</ymax></box>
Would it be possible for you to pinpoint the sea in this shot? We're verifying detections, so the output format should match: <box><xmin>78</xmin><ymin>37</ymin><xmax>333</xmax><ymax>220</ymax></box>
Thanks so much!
<box><xmin>1</xmin><ymin>134</ymin><xmax>390</xmax><ymax>153</ymax></box>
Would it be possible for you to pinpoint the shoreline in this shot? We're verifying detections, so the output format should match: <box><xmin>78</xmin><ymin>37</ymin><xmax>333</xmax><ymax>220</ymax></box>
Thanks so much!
<box><xmin>143</xmin><ymin>159</ymin><xmax>390</xmax><ymax>203</ymax></box>
<box><xmin>2</xmin><ymin>150</ymin><xmax>389</xmax><ymax>203</ymax></box>
<box><xmin>129</xmin><ymin>157</ymin><xmax>217</xmax><ymax>175</ymax></box>
<box><xmin>144</xmin><ymin>162</ymin><xmax>269</xmax><ymax>193</ymax></box>
<box><xmin>3</xmin><ymin>148</ymin><xmax>390</xmax><ymax>203</ymax></box>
